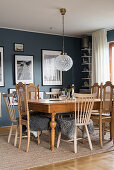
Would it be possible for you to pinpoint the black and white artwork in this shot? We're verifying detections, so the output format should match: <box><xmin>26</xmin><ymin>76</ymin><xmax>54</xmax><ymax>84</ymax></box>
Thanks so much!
<box><xmin>0</xmin><ymin>47</ymin><xmax>4</xmax><ymax>86</ymax></box>
<box><xmin>14</xmin><ymin>43</ymin><xmax>24</xmax><ymax>52</ymax></box>
<box><xmin>42</xmin><ymin>50</ymin><xmax>62</xmax><ymax>85</ymax></box>
<box><xmin>9</xmin><ymin>88</ymin><xmax>18</xmax><ymax>105</ymax></box>
<box><xmin>39</xmin><ymin>91</ymin><xmax>44</xmax><ymax>99</ymax></box>
<box><xmin>15</xmin><ymin>55</ymin><xmax>33</xmax><ymax>84</ymax></box>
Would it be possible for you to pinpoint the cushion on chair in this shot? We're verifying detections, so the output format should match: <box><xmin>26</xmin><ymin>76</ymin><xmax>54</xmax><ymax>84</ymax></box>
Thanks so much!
<box><xmin>57</xmin><ymin>118</ymin><xmax>94</xmax><ymax>140</ymax></box>
<box><xmin>78</xmin><ymin>119</ymin><xmax>94</xmax><ymax>138</ymax></box>
<box><xmin>57</xmin><ymin>117</ymin><xmax>75</xmax><ymax>140</ymax></box>
<box><xmin>30</xmin><ymin>115</ymin><xmax>50</xmax><ymax>131</ymax></box>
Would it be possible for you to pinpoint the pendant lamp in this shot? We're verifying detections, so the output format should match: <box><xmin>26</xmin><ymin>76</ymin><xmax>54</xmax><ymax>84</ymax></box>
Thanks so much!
<box><xmin>55</xmin><ymin>8</ymin><xmax>73</xmax><ymax>71</ymax></box>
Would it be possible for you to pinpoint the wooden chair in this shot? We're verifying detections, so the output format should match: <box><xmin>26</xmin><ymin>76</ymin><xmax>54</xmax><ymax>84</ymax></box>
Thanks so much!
<box><xmin>91</xmin><ymin>83</ymin><xmax>103</xmax><ymax>115</ymax></box>
<box><xmin>91</xmin><ymin>81</ymin><xmax>113</xmax><ymax>148</ymax></box>
<box><xmin>27</xmin><ymin>83</ymin><xmax>40</xmax><ymax>144</ymax></box>
<box><xmin>27</xmin><ymin>83</ymin><xmax>38</xmax><ymax>100</ymax></box>
<box><xmin>37</xmin><ymin>85</ymin><xmax>40</xmax><ymax>99</ymax></box>
<box><xmin>3</xmin><ymin>94</ymin><xmax>18</xmax><ymax>146</ymax></box>
<box><xmin>27</xmin><ymin>83</ymin><xmax>51</xmax><ymax>145</ymax></box>
<box><xmin>112</xmin><ymin>85</ymin><xmax>114</xmax><ymax>99</ymax></box>
<box><xmin>16</xmin><ymin>82</ymin><xmax>31</xmax><ymax>152</ymax></box>
<box><xmin>91</xmin><ymin>83</ymin><xmax>100</xmax><ymax>99</ymax></box>
<box><xmin>57</xmin><ymin>93</ymin><xmax>95</xmax><ymax>153</ymax></box>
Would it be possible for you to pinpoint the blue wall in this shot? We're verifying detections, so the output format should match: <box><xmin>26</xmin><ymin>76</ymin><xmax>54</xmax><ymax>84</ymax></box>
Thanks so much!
<box><xmin>107</xmin><ymin>30</ymin><xmax>114</xmax><ymax>42</ymax></box>
<box><xmin>0</xmin><ymin>28</ymin><xmax>81</xmax><ymax>127</ymax></box>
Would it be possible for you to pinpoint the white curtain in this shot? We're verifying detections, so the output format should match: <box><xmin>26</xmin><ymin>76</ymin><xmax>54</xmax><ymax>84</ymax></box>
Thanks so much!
<box><xmin>112</xmin><ymin>47</ymin><xmax>114</xmax><ymax>85</ymax></box>
<box><xmin>92</xmin><ymin>29</ymin><xmax>110</xmax><ymax>85</ymax></box>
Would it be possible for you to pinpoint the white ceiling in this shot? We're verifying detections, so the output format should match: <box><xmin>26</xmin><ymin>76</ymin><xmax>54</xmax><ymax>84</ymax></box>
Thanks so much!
<box><xmin>0</xmin><ymin>0</ymin><xmax>114</xmax><ymax>37</ymax></box>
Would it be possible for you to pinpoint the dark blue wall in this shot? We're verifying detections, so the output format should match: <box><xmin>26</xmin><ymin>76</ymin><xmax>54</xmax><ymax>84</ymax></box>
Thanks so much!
<box><xmin>107</xmin><ymin>30</ymin><xmax>114</xmax><ymax>42</ymax></box>
<box><xmin>0</xmin><ymin>28</ymin><xmax>81</xmax><ymax>127</ymax></box>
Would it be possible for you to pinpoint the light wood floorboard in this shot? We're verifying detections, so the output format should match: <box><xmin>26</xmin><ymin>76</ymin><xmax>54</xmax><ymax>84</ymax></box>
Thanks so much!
<box><xmin>28</xmin><ymin>151</ymin><xmax>114</xmax><ymax>170</ymax></box>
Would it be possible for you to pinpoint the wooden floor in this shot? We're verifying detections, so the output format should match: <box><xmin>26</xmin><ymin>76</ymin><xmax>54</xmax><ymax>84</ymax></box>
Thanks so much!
<box><xmin>28</xmin><ymin>151</ymin><xmax>114</xmax><ymax>170</ymax></box>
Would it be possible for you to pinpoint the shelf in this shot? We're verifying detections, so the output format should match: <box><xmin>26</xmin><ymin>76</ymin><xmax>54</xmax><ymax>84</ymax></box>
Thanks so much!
<box><xmin>82</xmin><ymin>78</ymin><xmax>91</xmax><ymax>80</ymax></box>
<box><xmin>81</xmin><ymin>41</ymin><xmax>92</xmax><ymax>90</ymax></box>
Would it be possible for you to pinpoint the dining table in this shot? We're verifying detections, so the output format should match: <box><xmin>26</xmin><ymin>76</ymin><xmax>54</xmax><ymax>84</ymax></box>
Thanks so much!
<box><xmin>28</xmin><ymin>98</ymin><xmax>114</xmax><ymax>151</ymax></box>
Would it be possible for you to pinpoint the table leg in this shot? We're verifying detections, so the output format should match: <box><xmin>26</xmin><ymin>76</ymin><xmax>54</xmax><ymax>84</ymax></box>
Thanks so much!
<box><xmin>50</xmin><ymin>112</ymin><xmax>56</xmax><ymax>151</ymax></box>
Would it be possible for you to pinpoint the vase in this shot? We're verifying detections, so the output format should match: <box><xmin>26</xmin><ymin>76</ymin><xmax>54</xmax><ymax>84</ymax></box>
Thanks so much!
<box><xmin>67</xmin><ymin>91</ymin><xmax>70</xmax><ymax>99</ymax></box>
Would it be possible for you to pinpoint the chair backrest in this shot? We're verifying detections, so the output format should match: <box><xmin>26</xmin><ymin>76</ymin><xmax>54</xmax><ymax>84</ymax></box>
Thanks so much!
<box><xmin>27</xmin><ymin>83</ymin><xmax>38</xmax><ymax>100</ymax></box>
<box><xmin>73</xmin><ymin>93</ymin><xmax>95</xmax><ymax>125</ymax></box>
<box><xmin>112</xmin><ymin>84</ymin><xmax>114</xmax><ymax>99</ymax></box>
<box><xmin>45</xmin><ymin>91</ymin><xmax>62</xmax><ymax>99</ymax></box>
<box><xmin>3</xmin><ymin>94</ymin><xmax>16</xmax><ymax>122</ymax></box>
<box><xmin>16</xmin><ymin>82</ymin><xmax>28</xmax><ymax>117</ymax></box>
<box><xmin>100</xmin><ymin>81</ymin><xmax>113</xmax><ymax>112</ymax></box>
<box><xmin>91</xmin><ymin>83</ymin><xmax>100</xmax><ymax>98</ymax></box>
<box><xmin>37</xmin><ymin>85</ymin><xmax>40</xmax><ymax>99</ymax></box>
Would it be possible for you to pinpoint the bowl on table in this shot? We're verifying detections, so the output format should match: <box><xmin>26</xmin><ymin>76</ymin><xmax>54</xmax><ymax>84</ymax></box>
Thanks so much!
<box><xmin>59</xmin><ymin>95</ymin><xmax>67</xmax><ymax>100</ymax></box>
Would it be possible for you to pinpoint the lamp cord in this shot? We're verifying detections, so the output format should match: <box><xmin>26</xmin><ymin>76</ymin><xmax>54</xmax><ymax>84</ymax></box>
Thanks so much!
<box><xmin>62</xmin><ymin>14</ymin><xmax>64</xmax><ymax>54</ymax></box>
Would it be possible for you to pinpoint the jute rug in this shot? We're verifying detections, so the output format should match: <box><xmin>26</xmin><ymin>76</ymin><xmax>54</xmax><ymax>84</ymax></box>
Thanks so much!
<box><xmin>0</xmin><ymin>131</ymin><xmax>114</xmax><ymax>170</ymax></box>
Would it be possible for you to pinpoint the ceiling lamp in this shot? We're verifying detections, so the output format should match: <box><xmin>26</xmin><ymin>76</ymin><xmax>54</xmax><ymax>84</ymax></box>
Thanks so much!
<box><xmin>55</xmin><ymin>8</ymin><xmax>73</xmax><ymax>71</ymax></box>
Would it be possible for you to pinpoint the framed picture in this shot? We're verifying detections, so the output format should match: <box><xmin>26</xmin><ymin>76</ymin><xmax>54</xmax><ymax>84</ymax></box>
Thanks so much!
<box><xmin>15</xmin><ymin>55</ymin><xmax>33</xmax><ymax>84</ymax></box>
<box><xmin>39</xmin><ymin>91</ymin><xmax>44</xmax><ymax>99</ymax></box>
<box><xmin>9</xmin><ymin>88</ymin><xmax>18</xmax><ymax>105</ymax></box>
<box><xmin>42</xmin><ymin>50</ymin><xmax>62</xmax><ymax>85</ymax></box>
<box><xmin>14</xmin><ymin>43</ymin><xmax>24</xmax><ymax>52</ymax></box>
<box><xmin>0</xmin><ymin>47</ymin><xmax>4</xmax><ymax>86</ymax></box>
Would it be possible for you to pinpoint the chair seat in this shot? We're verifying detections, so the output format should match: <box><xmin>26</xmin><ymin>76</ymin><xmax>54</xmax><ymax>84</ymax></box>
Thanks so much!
<box><xmin>57</xmin><ymin>118</ymin><xmax>94</xmax><ymax>140</ymax></box>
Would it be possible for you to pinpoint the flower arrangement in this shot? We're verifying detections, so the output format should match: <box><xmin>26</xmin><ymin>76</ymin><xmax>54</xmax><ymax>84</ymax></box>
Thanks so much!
<box><xmin>62</xmin><ymin>84</ymin><xmax>76</xmax><ymax>98</ymax></box>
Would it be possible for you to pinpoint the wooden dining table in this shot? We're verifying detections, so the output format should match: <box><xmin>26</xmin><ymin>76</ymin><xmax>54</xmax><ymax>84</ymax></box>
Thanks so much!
<box><xmin>28</xmin><ymin>98</ymin><xmax>114</xmax><ymax>151</ymax></box>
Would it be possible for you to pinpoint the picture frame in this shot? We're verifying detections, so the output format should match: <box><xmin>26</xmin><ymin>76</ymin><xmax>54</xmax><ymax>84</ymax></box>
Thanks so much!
<box><xmin>0</xmin><ymin>47</ymin><xmax>4</xmax><ymax>86</ymax></box>
<box><xmin>15</xmin><ymin>55</ymin><xmax>33</xmax><ymax>84</ymax></box>
<box><xmin>39</xmin><ymin>91</ymin><xmax>44</xmax><ymax>99</ymax></box>
<box><xmin>14</xmin><ymin>43</ymin><xmax>24</xmax><ymax>52</ymax></box>
<box><xmin>9</xmin><ymin>88</ymin><xmax>18</xmax><ymax>106</ymax></box>
<box><xmin>42</xmin><ymin>50</ymin><xmax>62</xmax><ymax>85</ymax></box>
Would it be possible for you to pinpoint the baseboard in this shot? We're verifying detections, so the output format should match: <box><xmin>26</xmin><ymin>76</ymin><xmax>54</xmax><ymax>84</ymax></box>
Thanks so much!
<box><xmin>0</xmin><ymin>126</ymin><xmax>17</xmax><ymax>135</ymax></box>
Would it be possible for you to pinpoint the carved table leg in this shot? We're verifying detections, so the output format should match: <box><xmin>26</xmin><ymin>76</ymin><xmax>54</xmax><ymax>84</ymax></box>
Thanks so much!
<box><xmin>50</xmin><ymin>112</ymin><xmax>56</xmax><ymax>151</ymax></box>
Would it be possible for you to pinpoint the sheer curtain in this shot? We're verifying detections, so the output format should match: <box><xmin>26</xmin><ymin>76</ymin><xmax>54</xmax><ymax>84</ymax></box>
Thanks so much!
<box><xmin>112</xmin><ymin>47</ymin><xmax>114</xmax><ymax>84</ymax></box>
<box><xmin>92</xmin><ymin>29</ymin><xmax>110</xmax><ymax>85</ymax></box>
